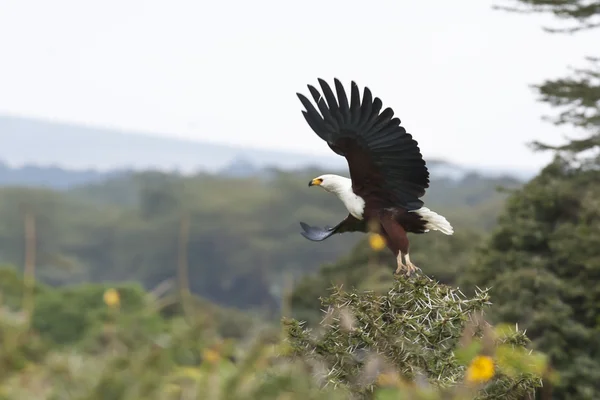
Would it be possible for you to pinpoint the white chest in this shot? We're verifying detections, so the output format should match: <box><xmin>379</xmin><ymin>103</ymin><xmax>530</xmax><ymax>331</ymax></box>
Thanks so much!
<box><xmin>338</xmin><ymin>191</ymin><xmax>366</xmax><ymax>220</ymax></box>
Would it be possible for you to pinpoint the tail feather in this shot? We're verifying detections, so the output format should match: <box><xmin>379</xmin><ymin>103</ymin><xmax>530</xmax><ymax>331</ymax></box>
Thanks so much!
<box><xmin>410</xmin><ymin>207</ymin><xmax>454</xmax><ymax>235</ymax></box>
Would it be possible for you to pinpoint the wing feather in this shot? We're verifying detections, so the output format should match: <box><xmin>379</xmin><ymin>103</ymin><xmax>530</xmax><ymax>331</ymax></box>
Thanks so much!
<box><xmin>299</xmin><ymin>214</ymin><xmax>367</xmax><ymax>242</ymax></box>
<box><xmin>296</xmin><ymin>78</ymin><xmax>430</xmax><ymax>210</ymax></box>
<box><xmin>335</xmin><ymin>79</ymin><xmax>351</xmax><ymax>123</ymax></box>
<box><xmin>318</xmin><ymin>78</ymin><xmax>339</xmax><ymax>117</ymax></box>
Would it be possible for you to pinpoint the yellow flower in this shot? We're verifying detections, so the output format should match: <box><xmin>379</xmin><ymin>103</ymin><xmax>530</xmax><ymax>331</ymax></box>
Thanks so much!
<box><xmin>202</xmin><ymin>348</ymin><xmax>220</xmax><ymax>365</ymax></box>
<box><xmin>368</xmin><ymin>233</ymin><xmax>386</xmax><ymax>251</ymax></box>
<box><xmin>466</xmin><ymin>355</ymin><xmax>495</xmax><ymax>384</ymax></box>
<box><xmin>103</xmin><ymin>288</ymin><xmax>120</xmax><ymax>308</ymax></box>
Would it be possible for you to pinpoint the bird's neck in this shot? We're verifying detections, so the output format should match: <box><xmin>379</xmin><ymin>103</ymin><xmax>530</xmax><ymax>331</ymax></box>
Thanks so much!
<box><xmin>328</xmin><ymin>180</ymin><xmax>365</xmax><ymax>220</ymax></box>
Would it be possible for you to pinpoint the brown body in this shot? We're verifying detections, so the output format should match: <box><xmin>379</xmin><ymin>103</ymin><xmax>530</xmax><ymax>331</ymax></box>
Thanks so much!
<box><xmin>364</xmin><ymin>208</ymin><xmax>428</xmax><ymax>261</ymax></box>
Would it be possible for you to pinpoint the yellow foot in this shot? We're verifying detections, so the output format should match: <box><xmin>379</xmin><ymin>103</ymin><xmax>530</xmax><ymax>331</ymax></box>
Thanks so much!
<box><xmin>394</xmin><ymin>253</ymin><xmax>421</xmax><ymax>277</ymax></box>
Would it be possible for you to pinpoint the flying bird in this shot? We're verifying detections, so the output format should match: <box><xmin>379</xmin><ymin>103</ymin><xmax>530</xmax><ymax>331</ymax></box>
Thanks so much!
<box><xmin>297</xmin><ymin>78</ymin><xmax>453</xmax><ymax>276</ymax></box>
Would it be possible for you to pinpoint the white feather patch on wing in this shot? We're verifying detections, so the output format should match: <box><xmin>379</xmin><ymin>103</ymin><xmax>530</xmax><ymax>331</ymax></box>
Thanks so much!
<box><xmin>410</xmin><ymin>207</ymin><xmax>454</xmax><ymax>235</ymax></box>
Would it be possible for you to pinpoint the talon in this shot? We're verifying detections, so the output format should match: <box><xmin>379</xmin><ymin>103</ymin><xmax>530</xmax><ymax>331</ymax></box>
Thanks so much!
<box><xmin>394</xmin><ymin>263</ymin><xmax>404</xmax><ymax>275</ymax></box>
<box><xmin>404</xmin><ymin>254</ymin><xmax>421</xmax><ymax>277</ymax></box>
<box><xmin>404</xmin><ymin>265</ymin><xmax>417</xmax><ymax>277</ymax></box>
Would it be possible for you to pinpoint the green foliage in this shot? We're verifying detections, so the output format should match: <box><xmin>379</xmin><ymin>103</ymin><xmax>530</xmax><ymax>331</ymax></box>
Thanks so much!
<box><xmin>0</xmin><ymin>306</ymin><xmax>340</xmax><ymax>399</ymax></box>
<box><xmin>461</xmin><ymin>157</ymin><xmax>600</xmax><ymax>398</ymax></box>
<box><xmin>0</xmin><ymin>265</ymin><xmax>48</xmax><ymax>309</ymax></box>
<box><xmin>31</xmin><ymin>282</ymin><xmax>157</xmax><ymax>346</ymax></box>
<box><xmin>0</xmin><ymin>169</ymin><xmax>517</xmax><ymax>313</ymax></box>
<box><xmin>0</xmin><ymin>309</ymin><xmax>49</xmax><ymax>382</ymax></box>
<box><xmin>495</xmin><ymin>0</ymin><xmax>599</xmax><ymax>156</ymax></box>
<box><xmin>0</xmin><ymin>265</ymin><xmax>547</xmax><ymax>400</ymax></box>
<box><xmin>463</xmin><ymin>4</ymin><xmax>600</xmax><ymax>398</ymax></box>
<box><xmin>531</xmin><ymin>56</ymin><xmax>600</xmax><ymax>156</ymax></box>
<box><xmin>494</xmin><ymin>0</ymin><xmax>600</xmax><ymax>33</ymax></box>
<box><xmin>285</xmin><ymin>276</ymin><xmax>545</xmax><ymax>399</ymax></box>
<box><xmin>0</xmin><ymin>266</ymin><xmax>262</xmax><ymax>351</ymax></box>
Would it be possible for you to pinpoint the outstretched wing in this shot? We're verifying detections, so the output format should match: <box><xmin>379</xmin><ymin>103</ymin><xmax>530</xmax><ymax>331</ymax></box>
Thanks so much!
<box><xmin>299</xmin><ymin>214</ymin><xmax>367</xmax><ymax>242</ymax></box>
<box><xmin>297</xmin><ymin>78</ymin><xmax>429</xmax><ymax>211</ymax></box>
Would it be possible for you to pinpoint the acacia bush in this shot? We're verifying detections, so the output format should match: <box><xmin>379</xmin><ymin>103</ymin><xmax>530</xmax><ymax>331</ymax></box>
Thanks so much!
<box><xmin>285</xmin><ymin>275</ymin><xmax>547</xmax><ymax>399</ymax></box>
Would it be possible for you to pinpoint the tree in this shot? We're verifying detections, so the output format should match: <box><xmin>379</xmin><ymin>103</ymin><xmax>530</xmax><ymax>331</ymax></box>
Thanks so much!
<box><xmin>460</xmin><ymin>2</ymin><xmax>600</xmax><ymax>398</ymax></box>
<box><xmin>494</xmin><ymin>0</ymin><xmax>600</xmax><ymax>159</ymax></box>
<box><xmin>530</xmin><ymin>56</ymin><xmax>600</xmax><ymax>159</ymax></box>
<box><xmin>494</xmin><ymin>1</ymin><xmax>600</xmax><ymax>33</ymax></box>
<box><xmin>460</xmin><ymin>159</ymin><xmax>600</xmax><ymax>398</ymax></box>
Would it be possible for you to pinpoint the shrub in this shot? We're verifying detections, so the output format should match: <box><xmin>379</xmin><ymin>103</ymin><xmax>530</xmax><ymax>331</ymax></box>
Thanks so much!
<box><xmin>284</xmin><ymin>275</ymin><xmax>547</xmax><ymax>399</ymax></box>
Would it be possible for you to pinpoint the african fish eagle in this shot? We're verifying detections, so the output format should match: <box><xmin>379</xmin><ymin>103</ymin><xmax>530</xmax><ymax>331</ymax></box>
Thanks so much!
<box><xmin>297</xmin><ymin>78</ymin><xmax>453</xmax><ymax>276</ymax></box>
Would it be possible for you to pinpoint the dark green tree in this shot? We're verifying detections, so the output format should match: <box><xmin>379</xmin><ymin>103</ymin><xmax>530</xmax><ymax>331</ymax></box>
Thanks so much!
<box><xmin>461</xmin><ymin>2</ymin><xmax>600</xmax><ymax>398</ymax></box>
<box><xmin>461</xmin><ymin>159</ymin><xmax>600</xmax><ymax>399</ymax></box>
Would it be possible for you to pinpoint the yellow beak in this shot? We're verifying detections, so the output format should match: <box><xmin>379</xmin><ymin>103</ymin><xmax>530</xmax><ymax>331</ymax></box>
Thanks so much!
<box><xmin>308</xmin><ymin>178</ymin><xmax>322</xmax><ymax>187</ymax></box>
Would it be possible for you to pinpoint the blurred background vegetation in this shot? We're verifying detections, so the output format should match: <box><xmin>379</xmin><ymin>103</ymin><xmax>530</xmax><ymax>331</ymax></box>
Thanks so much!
<box><xmin>1</xmin><ymin>0</ymin><xmax>599</xmax><ymax>398</ymax></box>
<box><xmin>0</xmin><ymin>166</ymin><xmax>517</xmax><ymax>312</ymax></box>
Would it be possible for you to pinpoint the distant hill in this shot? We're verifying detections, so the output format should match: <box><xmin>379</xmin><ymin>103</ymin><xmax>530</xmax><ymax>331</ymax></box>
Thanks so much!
<box><xmin>0</xmin><ymin>161</ymin><xmax>132</xmax><ymax>189</ymax></box>
<box><xmin>0</xmin><ymin>114</ymin><xmax>536</xmax><ymax>189</ymax></box>
<box><xmin>0</xmin><ymin>114</ymin><xmax>345</xmax><ymax>173</ymax></box>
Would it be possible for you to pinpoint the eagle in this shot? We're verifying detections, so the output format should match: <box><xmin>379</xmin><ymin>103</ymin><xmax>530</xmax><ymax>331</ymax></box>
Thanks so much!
<box><xmin>297</xmin><ymin>78</ymin><xmax>453</xmax><ymax>276</ymax></box>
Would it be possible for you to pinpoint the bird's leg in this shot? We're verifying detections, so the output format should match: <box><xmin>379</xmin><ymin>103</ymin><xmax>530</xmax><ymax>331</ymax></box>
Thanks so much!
<box><xmin>395</xmin><ymin>252</ymin><xmax>408</xmax><ymax>275</ymax></box>
<box><xmin>395</xmin><ymin>252</ymin><xmax>421</xmax><ymax>277</ymax></box>
<box><xmin>404</xmin><ymin>253</ymin><xmax>421</xmax><ymax>276</ymax></box>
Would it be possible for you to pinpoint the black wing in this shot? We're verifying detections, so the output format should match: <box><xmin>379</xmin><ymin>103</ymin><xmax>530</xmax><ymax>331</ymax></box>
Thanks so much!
<box><xmin>297</xmin><ymin>78</ymin><xmax>429</xmax><ymax>210</ymax></box>
<box><xmin>299</xmin><ymin>214</ymin><xmax>367</xmax><ymax>242</ymax></box>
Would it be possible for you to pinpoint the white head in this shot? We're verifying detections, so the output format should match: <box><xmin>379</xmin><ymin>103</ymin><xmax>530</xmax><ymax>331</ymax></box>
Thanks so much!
<box><xmin>308</xmin><ymin>174</ymin><xmax>352</xmax><ymax>194</ymax></box>
<box><xmin>308</xmin><ymin>173</ymin><xmax>365</xmax><ymax>220</ymax></box>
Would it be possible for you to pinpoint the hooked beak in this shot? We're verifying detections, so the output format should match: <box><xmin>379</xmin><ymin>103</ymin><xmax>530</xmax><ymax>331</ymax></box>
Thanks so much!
<box><xmin>308</xmin><ymin>178</ymin><xmax>322</xmax><ymax>187</ymax></box>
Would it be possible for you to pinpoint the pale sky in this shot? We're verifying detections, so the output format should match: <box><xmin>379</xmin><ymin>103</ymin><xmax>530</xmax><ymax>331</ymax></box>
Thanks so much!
<box><xmin>1</xmin><ymin>0</ymin><xmax>598</xmax><ymax>171</ymax></box>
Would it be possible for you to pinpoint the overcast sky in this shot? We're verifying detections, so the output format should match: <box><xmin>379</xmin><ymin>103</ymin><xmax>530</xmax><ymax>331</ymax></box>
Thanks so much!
<box><xmin>1</xmin><ymin>0</ymin><xmax>598</xmax><ymax>172</ymax></box>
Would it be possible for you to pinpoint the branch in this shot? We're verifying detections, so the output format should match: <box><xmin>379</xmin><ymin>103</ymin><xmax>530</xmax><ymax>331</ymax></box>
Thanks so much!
<box><xmin>493</xmin><ymin>0</ymin><xmax>600</xmax><ymax>33</ymax></box>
